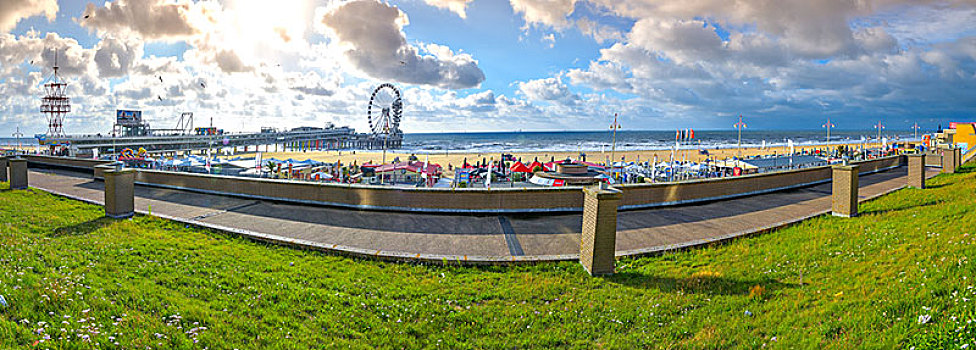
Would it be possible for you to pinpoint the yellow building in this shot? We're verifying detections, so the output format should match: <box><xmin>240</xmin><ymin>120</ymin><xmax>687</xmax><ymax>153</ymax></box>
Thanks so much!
<box><xmin>937</xmin><ymin>122</ymin><xmax>976</xmax><ymax>161</ymax></box>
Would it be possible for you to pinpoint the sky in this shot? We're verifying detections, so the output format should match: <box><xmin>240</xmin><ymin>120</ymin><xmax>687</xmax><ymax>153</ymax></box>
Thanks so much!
<box><xmin>0</xmin><ymin>0</ymin><xmax>975</xmax><ymax>136</ymax></box>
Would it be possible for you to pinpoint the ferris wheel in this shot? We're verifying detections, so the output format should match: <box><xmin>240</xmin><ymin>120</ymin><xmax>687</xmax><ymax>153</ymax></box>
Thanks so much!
<box><xmin>367</xmin><ymin>83</ymin><xmax>402</xmax><ymax>137</ymax></box>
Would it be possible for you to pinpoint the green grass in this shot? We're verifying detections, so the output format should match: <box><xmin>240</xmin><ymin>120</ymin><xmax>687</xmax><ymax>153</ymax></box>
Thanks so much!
<box><xmin>1</xmin><ymin>166</ymin><xmax>975</xmax><ymax>349</ymax></box>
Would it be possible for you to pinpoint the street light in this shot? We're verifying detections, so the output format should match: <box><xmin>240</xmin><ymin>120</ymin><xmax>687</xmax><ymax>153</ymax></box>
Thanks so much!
<box><xmin>873</xmin><ymin>120</ymin><xmax>885</xmax><ymax>149</ymax></box>
<box><xmin>734</xmin><ymin>115</ymin><xmax>747</xmax><ymax>158</ymax></box>
<box><xmin>12</xmin><ymin>127</ymin><xmax>24</xmax><ymax>154</ymax></box>
<box><xmin>609</xmin><ymin>113</ymin><xmax>621</xmax><ymax>179</ymax></box>
<box><xmin>822</xmin><ymin>118</ymin><xmax>835</xmax><ymax>144</ymax></box>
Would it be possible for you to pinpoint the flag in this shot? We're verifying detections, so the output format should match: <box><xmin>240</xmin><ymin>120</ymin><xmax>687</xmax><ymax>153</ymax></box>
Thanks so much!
<box><xmin>485</xmin><ymin>163</ymin><xmax>492</xmax><ymax>189</ymax></box>
<box><xmin>675</xmin><ymin>129</ymin><xmax>680</xmax><ymax>140</ymax></box>
<box><xmin>689</xmin><ymin>128</ymin><xmax>695</xmax><ymax>140</ymax></box>
<box><xmin>422</xmin><ymin>154</ymin><xmax>430</xmax><ymax>185</ymax></box>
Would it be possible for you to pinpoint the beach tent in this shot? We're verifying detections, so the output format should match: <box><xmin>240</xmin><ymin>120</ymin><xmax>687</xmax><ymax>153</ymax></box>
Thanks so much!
<box><xmin>528</xmin><ymin>160</ymin><xmax>545</xmax><ymax>172</ymax></box>
<box><xmin>509</xmin><ymin>161</ymin><xmax>531</xmax><ymax>173</ymax></box>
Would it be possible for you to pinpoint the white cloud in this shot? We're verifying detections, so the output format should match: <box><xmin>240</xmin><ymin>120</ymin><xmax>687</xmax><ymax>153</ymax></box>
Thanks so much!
<box><xmin>0</xmin><ymin>32</ymin><xmax>95</xmax><ymax>77</ymax></box>
<box><xmin>566</xmin><ymin>60</ymin><xmax>631</xmax><ymax>92</ymax></box>
<box><xmin>319</xmin><ymin>0</ymin><xmax>485</xmax><ymax>89</ymax></box>
<box><xmin>518</xmin><ymin>76</ymin><xmax>580</xmax><ymax>105</ymax></box>
<box><xmin>452</xmin><ymin>90</ymin><xmax>497</xmax><ymax>112</ymax></box>
<box><xmin>0</xmin><ymin>0</ymin><xmax>57</xmax><ymax>32</ymax></box>
<box><xmin>510</xmin><ymin>0</ymin><xmax>577</xmax><ymax>29</ymax></box>
<box><xmin>80</xmin><ymin>0</ymin><xmax>216</xmax><ymax>41</ymax></box>
<box><xmin>423</xmin><ymin>0</ymin><xmax>473</xmax><ymax>19</ymax></box>
<box><xmin>575</xmin><ymin>18</ymin><xmax>622</xmax><ymax>43</ymax></box>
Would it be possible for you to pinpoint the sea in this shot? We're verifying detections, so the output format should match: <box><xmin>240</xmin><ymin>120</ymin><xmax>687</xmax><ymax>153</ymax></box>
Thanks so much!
<box><xmin>1</xmin><ymin>129</ymin><xmax>919</xmax><ymax>153</ymax></box>
<box><xmin>400</xmin><ymin>129</ymin><xmax>919</xmax><ymax>153</ymax></box>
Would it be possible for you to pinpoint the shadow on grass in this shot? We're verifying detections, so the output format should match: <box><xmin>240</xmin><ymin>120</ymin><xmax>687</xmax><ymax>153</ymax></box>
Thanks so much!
<box><xmin>52</xmin><ymin>216</ymin><xmax>116</xmax><ymax>237</ymax></box>
<box><xmin>607</xmin><ymin>271</ymin><xmax>798</xmax><ymax>296</ymax></box>
<box><xmin>860</xmin><ymin>197</ymin><xmax>946</xmax><ymax>215</ymax></box>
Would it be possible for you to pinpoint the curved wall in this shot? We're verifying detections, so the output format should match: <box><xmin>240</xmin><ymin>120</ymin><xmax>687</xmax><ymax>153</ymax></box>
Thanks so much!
<box><xmin>32</xmin><ymin>155</ymin><xmax>905</xmax><ymax>214</ymax></box>
<box><xmin>26</xmin><ymin>155</ymin><xmax>113</xmax><ymax>171</ymax></box>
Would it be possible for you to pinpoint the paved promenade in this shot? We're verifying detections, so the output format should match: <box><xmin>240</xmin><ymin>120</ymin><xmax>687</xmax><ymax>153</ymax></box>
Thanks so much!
<box><xmin>25</xmin><ymin>166</ymin><xmax>937</xmax><ymax>263</ymax></box>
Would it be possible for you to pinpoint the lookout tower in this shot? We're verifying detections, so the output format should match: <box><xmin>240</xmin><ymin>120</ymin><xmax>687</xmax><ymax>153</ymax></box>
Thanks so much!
<box><xmin>41</xmin><ymin>49</ymin><xmax>71</xmax><ymax>138</ymax></box>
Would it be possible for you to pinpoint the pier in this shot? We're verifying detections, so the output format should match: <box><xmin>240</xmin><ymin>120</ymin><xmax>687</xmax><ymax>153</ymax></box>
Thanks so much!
<box><xmin>41</xmin><ymin>127</ymin><xmax>402</xmax><ymax>157</ymax></box>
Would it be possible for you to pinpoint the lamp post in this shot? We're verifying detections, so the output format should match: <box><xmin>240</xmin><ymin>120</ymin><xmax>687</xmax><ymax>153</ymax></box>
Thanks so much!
<box><xmin>609</xmin><ymin>113</ymin><xmax>621</xmax><ymax>179</ymax></box>
<box><xmin>912</xmin><ymin>122</ymin><xmax>921</xmax><ymax>141</ymax></box>
<box><xmin>822</xmin><ymin>118</ymin><xmax>834</xmax><ymax>144</ymax></box>
<box><xmin>734</xmin><ymin>115</ymin><xmax>747</xmax><ymax>158</ymax></box>
<box><xmin>381</xmin><ymin>120</ymin><xmax>389</xmax><ymax>185</ymax></box>
<box><xmin>873</xmin><ymin>120</ymin><xmax>885</xmax><ymax>149</ymax></box>
<box><xmin>12</xmin><ymin>127</ymin><xmax>24</xmax><ymax>153</ymax></box>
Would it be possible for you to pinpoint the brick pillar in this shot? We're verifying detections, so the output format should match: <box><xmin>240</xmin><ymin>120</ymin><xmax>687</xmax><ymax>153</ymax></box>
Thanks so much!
<box><xmin>8</xmin><ymin>158</ymin><xmax>27</xmax><ymax>190</ymax></box>
<box><xmin>580</xmin><ymin>184</ymin><xmax>622</xmax><ymax>276</ymax></box>
<box><xmin>104</xmin><ymin>168</ymin><xmax>136</xmax><ymax>218</ymax></box>
<box><xmin>0</xmin><ymin>156</ymin><xmax>7</xmax><ymax>183</ymax></box>
<box><xmin>831</xmin><ymin>164</ymin><xmax>859</xmax><ymax>218</ymax></box>
<box><xmin>942</xmin><ymin>148</ymin><xmax>957</xmax><ymax>174</ymax></box>
<box><xmin>955</xmin><ymin>148</ymin><xmax>962</xmax><ymax>168</ymax></box>
<box><xmin>907</xmin><ymin>154</ymin><xmax>925</xmax><ymax>189</ymax></box>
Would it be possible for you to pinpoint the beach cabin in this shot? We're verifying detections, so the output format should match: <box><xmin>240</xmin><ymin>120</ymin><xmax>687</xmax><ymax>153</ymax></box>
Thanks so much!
<box><xmin>373</xmin><ymin>161</ymin><xmax>443</xmax><ymax>185</ymax></box>
<box><xmin>937</xmin><ymin>122</ymin><xmax>976</xmax><ymax>159</ymax></box>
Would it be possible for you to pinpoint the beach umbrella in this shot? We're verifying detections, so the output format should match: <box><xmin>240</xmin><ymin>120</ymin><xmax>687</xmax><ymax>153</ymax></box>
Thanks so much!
<box><xmin>595</xmin><ymin>173</ymin><xmax>616</xmax><ymax>184</ymax></box>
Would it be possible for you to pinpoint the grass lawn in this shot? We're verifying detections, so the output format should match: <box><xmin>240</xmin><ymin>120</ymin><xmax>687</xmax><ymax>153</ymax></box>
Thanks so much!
<box><xmin>1</xmin><ymin>165</ymin><xmax>975</xmax><ymax>349</ymax></box>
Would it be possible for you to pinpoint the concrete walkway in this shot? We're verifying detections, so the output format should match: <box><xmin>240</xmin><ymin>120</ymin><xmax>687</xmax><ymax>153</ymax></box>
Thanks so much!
<box><xmin>24</xmin><ymin>166</ymin><xmax>937</xmax><ymax>263</ymax></box>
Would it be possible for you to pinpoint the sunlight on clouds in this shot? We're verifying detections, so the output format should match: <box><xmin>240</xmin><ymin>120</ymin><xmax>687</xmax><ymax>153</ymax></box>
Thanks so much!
<box><xmin>0</xmin><ymin>0</ymin><xmax>58</xmax><ymax>32</ymax></box>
